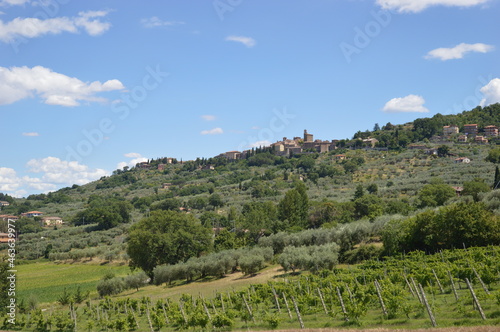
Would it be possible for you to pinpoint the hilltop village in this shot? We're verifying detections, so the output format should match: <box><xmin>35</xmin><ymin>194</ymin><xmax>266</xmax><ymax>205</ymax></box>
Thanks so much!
<box><xmin>218</xmin><ymin>123</ymin><xmax>498</xmax><ymax>160</ymax></box>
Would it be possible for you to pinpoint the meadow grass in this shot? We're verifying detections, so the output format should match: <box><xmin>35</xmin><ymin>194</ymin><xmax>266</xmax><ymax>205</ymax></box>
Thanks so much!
<box><xmin>16</xmin><ymin>261</ymin><xmax>131</xmax><ymax>304</ymax></box>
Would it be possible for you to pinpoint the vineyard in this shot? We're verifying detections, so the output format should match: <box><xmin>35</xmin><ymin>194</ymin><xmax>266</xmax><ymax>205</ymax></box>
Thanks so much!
<box><xmin>4</xmin><ymin>246</ymin><xmax>500</xmax><ymax>331</ymax></box>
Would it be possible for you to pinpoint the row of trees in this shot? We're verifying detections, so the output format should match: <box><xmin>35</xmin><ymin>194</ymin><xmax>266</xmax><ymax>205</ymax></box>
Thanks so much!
<box><xmin>383</xmin><ymin>201</ymin><xmax>500</xmax><ymax>254</ymax></box>
<box><xmin>153</xmin><ymin>247</ymin><xmax>273</xmax><ymax>285</ymax></box>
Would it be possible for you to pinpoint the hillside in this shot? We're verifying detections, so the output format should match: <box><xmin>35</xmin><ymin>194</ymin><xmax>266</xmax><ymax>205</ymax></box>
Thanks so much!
<box><xmin>1</xmin><ymin>105</ymin><xmax>500</xmax><ymax>263</ymax></box>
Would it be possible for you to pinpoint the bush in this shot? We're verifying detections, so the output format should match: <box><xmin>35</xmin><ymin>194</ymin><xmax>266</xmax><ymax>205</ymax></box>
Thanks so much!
<box><xmin>124</xmin><ymin>272</ymin><xmax>149</xmax><ymax>291</ymax></box>
<box><xmin>97</xmin><ymin>277</ymin><xmax>125</xmax><ymax>297</ymax></box>
<box><xmin>238</xmin><ymin>255</ymin><xmax>265</xmax><ymax>275</ymax></box>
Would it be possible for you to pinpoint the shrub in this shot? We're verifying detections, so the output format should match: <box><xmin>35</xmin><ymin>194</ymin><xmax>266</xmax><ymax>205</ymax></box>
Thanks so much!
<box><xmin>97</xmin><ymin>277</ymin><xmax>125</xmax><ymax>297</ymax></box>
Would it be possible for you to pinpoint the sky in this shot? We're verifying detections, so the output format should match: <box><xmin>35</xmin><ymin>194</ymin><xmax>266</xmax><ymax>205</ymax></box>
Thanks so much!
<box><xmin>0</xmin><ymin>0</ymin><xmax>499</xmax><ymax>197</ymax></box>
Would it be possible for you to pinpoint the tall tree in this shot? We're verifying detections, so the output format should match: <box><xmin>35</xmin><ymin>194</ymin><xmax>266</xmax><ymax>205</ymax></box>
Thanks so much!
<box><xmin>277</xmin><ymin>182</ymin><xmax>309</xmax><ymax>230</ymax></box>
<box><xmin>127</xmin><ymin>210</ymin><xmax>211</xmax><ymax>278</ymax></box>
<box><xmin>494</xmin><ymin>166</ymin><xmax>500</xmax><ymax>189</ymax></box>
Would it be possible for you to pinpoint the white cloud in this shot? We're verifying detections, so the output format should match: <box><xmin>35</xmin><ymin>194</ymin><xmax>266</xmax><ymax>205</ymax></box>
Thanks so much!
<box><xmin>225</xmin><ymin>35</ymin><xmax>256</xmax><ymax>48</ymax></box>
<box><xmin>382</xmin><ymin>94</ymin><xmax>429</xmax><ymax>113</ymax></box>
<box><xmin>201</xmin><ymin>127</ymin><xmax>223</xmax><ymax>135</ymax></box>
<box><xmin>247</xmin><ymin>140</ymin><xmax>272</xmax><ymax>148</ymax></box>
<box><xmin>376</xmin><ymin>0</ymin><xmax>491</xmax><ymax>13</ymax></box>
<box><xmin>141</xmin><ymin>17</ymin><xmax>184</xmax><ymax>28</ymax></box>
<box><xmin>480</xmin><ymin>78</ymin><xmax>500</xmax><ymax>106</ymax></box>
<box><xmin>0</xmin><ymin>10</ymin><xmax>111</xmax><ymax>42</ymax></box>
<box><xmin>26</xmin><ymin>156</ymin><xmax>108</xmax><ymax>185</ymax></box>
<box><xmin>0</xmin><ymin>65</ymin><xmax>125</xmax><ymax>106</ymax></box>
<box><xmin>22</xmin><ymin>132</ymin><xmax>39</xmax><ymax>136</ymax></box>
<box><xmin>117</xmin><ymin>153</ymin><xmax>147</xmax><ymax>170</ymax></box>
<box><xmin>0</xmin><ymin>0</ymin><xmax>30</xmax><ymax>6</ymax></box>
<box><xmin>1</xmin><ymin>158</ymin><xmax>108</xmax><ymax>197</ymax></box>
<box><xmin>124</xmin><ymin>152</ymin><xmax>142</xmax><ymax>158</ymax></box>
<box><xmin>425</xmin><ymin>43</ymin><xmax>494</xmax><ymax>60</ymax></box>
<box><xmin>201</xmin><ymin>115</ymin><xmax>216</xmax><ymax>121</ymax></box>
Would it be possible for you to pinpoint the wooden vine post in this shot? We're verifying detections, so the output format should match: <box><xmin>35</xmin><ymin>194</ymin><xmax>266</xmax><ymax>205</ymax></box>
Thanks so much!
<box><xmin>282</xmin><ymin>292</ymin><xmax>293</xmax><ymax>319</ymax></box>
<box><xmin>336</xmin><ymin>286</ymin><xmax>349</xmax><ymax>322</ymax></box>
<box><xmin>447</xmin><ymin>271</ymin><xmax>459</xmax><ymax>301</ymax></box>
<box><xmin>432</xmin><ymin>269</ymin><xmax>445</xmax><ymax>294</ymax></box>
<box><xmin>317</xmin><ymin>288</ymin><xmax>328</xmax><ymax>314</ymax></box>
<box><xmin>271</xmin><ymin>286</ymin><xmax>281</xmax><ymax>313</ymax></box>
<box><xmin>411</xmin><ymin>277</ymin><xmax>423</xmax><ymax>304</ymax></box>
<box><xmin>161</xmin><ymin>302</ymin><xmax>170</xmax><ymax>325</ymax></box>
<box><xmin>418</xmin><ymin>283</ymin><xmax>437</xmax><ymax>327</ymax></box>
<box><xmin>242</xmin><ymin>294</ymin><xmax>255</xmax><ymax>323</ymax></box>
<box><xmin>472</xmin><ymin>267</ymin><xmax>490</xmax><ymax>295</ymax></box>
<box><xmin>465</xmin><ymin>278</ymin><xmax>487</xmax><ymax>320</ymax></box>
<box><xmin>291</xmin><ymin>295</ymin><xmax>305</xmax><ymax>329</ymax></box>
<box><xmin>374</xmin><ymin>280</ymin><xmax>388</xmax><ymax>317</ymax></box>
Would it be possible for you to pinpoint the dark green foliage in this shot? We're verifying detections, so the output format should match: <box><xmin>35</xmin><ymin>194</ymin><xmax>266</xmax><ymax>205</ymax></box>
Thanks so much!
<box><xmin>462</xmin><ymin>178</ymin><xmax>491</xmax><ymax>201</ymax></box>
<box><xmin>0</xmin><ymin>257</ymin><xmax>9</xmax><ymax>315</ymax></box>
<box><xmin>214</xmin><ymin>229</ymin><xmax>236</xmax><ymax>252</ymax></box>
<box><xmin>354</xmin><ymin>194</ymin><xmax>384</xmax><ymax>220</ymax></box>
<box><xmin>199</xmin><ymin>211</ymin><xmax>228</xmax><ymax>228</ymax></box>
<box><xmin>486</xmin><ymin>147</ymin><xmax>500</xmax><ymax>163</ymax></box>
<box><xmin>246</xmin><ymin>152</ymin><xmax>277</xmax><ymax>166</ymax></box>
<box><xmin>95</xmin><ymin>171</ymin><xmax>137</xmax><ymax>189</ymax></box>
<box><xmin>342</xmin><ymin>244</ymin><xmax>384</xmax><ymax>264</ymax></box>
<box><xmin>366</xmin><ymin>183</ymin><xmax>378</xmax><ymax>194</ymax></box>
<box><xmin>127</xmin><ymin>210</ymin><xmax>211</xmax><ymax>277</ymax></box>
<box><xmin>277</xmin><ymin>182</ymin><xmax>309</xmax><ymax>230</ymax></box>
<box><xmin>437</xmin><ymin>145</ymin><xmax>450</xmax><ymax>157</ymax></box>
<box><xmin>209</xmin><ymin>193</ymin><xmax>224</xmax><ymax>208</ymax></box>
<box><xmin>186</xmin><ymin>196</ymin><xmax>208</xmax><ymax>210</ymax></box>
<box><xmin>353</xmin><ymin>184</ymin><xmax>364</xmax><ymax>200</ymax></box>
<box><xmin>17</xmin><ymin>217</ymin><xmax>43</xmax><ymax>234</ymax></box>
<box><xmin>383</xmin><ymin>202</ymin><xmax>500</xmax><ymax>254</ymax></box>
<box><xmin>72</xmin><ymin>196</ymin><xmax>132</xmax><ymax>230</ymax></box>
<box><xmin>151</xmin><ymin>198</ymin><xmax>181</xmax><ymax>211</ymax></box>
<box><xmin>240</xmin><ymin>201</ymin><xmax>277</xmax><ymax>237</ymax></box>
<box><xmin>417</xmin><ymin>179</ymin><xmax>456</xmax><ymax>208</ymax></box>
<box><xmin>494</xmin><ymin>166</ymin><xmax>500</xmax><ymax>189</ymax></box>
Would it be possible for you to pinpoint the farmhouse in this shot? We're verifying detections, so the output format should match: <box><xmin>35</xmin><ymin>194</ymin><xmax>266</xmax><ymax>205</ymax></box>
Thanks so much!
<box><xmin>484</xmin><ymin>125</ymin><xmax>499</xmax><ymax>137</ymax></box>
<box><xmin>40</xmin><ymin>216</ymin><xmax>64</xmax><ymax>227</ymax></box>
<box><xmin>474</xmin><ymin>136</ymin><xmax>488</xmax><ymax>144</ymax></box>
<box><xmin>443</xmin><ymin>125</ymin><xmax>459</xmax><ymax>136</ymax></box>
<box><xmin>463</xmin><ymin>124</ymin><xmax>478</xmax><ymax>136</ymax></box>
<box><xmin>21</xmin><ymin>211</ymin><xmax>44</xmax><ymax>218</ymax></box>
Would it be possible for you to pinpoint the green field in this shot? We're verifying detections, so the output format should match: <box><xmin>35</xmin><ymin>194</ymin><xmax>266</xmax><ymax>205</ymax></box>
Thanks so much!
<box><xmin>16</xmin><ymin>261</ymin><xmax>131</xmax><ymax>304</ymax></box>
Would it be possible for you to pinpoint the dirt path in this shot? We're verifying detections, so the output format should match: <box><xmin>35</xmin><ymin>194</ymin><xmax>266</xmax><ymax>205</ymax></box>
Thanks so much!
<box><xmin>117</xmin><ymin>265</ymin><xmax>285</xmax><ymax>301</ymax></box>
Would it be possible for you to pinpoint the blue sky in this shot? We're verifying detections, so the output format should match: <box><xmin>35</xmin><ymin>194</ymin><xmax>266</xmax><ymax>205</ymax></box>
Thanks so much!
<box><xmin>0</xmin><ymin>0</ymin><xmax>499</xmax><ymax>197</ymax></box>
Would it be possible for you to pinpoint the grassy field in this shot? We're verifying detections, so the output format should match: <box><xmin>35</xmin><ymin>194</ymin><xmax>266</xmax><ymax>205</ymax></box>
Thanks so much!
<box><xmin>16</xmin><ymin>260</ymin><xmax>131</xmax><ymax>304</ymax></box>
